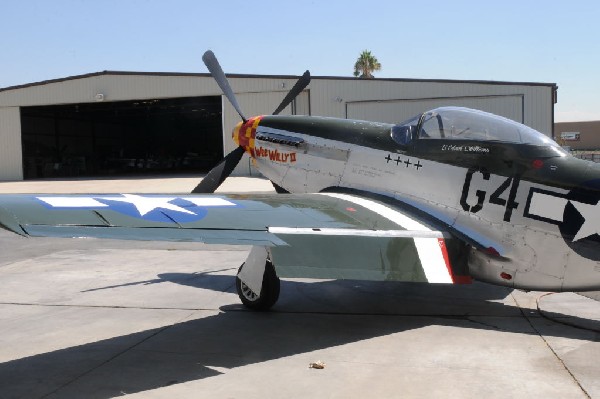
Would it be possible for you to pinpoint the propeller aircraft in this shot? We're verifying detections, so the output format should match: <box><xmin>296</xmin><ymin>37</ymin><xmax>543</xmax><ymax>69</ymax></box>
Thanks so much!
<box><xmin>0</xmin><ymin>51</ymin><xmax>599</xmax><ymax>310</ymax></box>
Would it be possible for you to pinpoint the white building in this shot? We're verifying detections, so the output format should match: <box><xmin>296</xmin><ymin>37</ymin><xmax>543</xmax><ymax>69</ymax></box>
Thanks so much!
<box><xmin>0</xmin><ymin>71</ymin><xmax>557</xmax><ymax>181</ymax></box>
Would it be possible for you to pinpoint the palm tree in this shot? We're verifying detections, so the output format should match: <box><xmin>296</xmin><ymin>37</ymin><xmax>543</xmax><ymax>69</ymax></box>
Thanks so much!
<box><xmin>353</xmin><ymin>50</ymin><xmax>381</xmax><ymax>78</ymax></box>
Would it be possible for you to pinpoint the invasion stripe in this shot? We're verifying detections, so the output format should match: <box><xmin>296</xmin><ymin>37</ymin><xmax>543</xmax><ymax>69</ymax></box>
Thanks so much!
<box><xmin>268</xmin><ymin>227</ymin><xmax>443</xmax><ymax>238</ymax></box>
<box><xmin>178</xmin><ymin>197</ymin><xmax>237</xmax><ymax>207</ymax></box>
<box><xmin>320</xmin><ymin>193</ymin><xmax>453</xmax><ymax>284</ymax></box>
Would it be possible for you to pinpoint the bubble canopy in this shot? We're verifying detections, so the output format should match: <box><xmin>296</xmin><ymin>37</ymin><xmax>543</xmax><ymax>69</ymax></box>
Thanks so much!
<box><xmin>392</xmin><ymin>107</ymin><xmax>562</xmax><ymax>149</ymax></box>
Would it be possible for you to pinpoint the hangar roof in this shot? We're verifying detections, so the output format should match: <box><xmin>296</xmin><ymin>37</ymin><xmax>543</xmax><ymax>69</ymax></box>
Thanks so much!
<box><xmin>0</xmin><ymin>69</ymin><xmax>558</xmax><ymax>141</ymax></box>
<box><xmin>0</xmin><ymin>70</ymin><xmax>557</xmax><ymax>94</ymax></box>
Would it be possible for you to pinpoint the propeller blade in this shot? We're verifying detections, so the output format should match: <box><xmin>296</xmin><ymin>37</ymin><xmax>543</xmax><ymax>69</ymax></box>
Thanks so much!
<box><xmin>191</xmin><ymin>146</ymin><xmax>246</xmax><ymax>193</ymax></box>
<box><xmin>202</xmin><ymin>50</ymin><xmax>247</xmax><ymax>122</ymax></box>
<box><xmin>272</xmin><ymin>70</ymin><xmax>311</xmax><ymax>115</ymax></box>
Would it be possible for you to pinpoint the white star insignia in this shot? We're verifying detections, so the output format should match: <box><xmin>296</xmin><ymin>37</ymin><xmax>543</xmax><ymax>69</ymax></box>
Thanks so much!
<box><xmin>99</xmin><ymin>194</ymin><xmax>195</xmax><ymax>216</ymax></box>
<box><xmin>571</xmin><ymin>200</ymin><xmax>600</xmax><ymax>242</ymax></box>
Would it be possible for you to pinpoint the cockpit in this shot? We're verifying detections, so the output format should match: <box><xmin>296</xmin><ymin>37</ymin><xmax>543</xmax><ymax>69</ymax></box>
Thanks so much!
<box><xmin>392</xmin><ymin>107</ymin><xmax>563</xmax><ymax>150</ymax></box>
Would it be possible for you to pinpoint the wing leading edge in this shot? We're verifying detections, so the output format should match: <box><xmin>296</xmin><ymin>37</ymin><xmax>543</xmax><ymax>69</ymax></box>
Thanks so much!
<box><xmin>0</xmin><ymin>192</ymin><xmax>470</xmax><ymax>284</ymax></box>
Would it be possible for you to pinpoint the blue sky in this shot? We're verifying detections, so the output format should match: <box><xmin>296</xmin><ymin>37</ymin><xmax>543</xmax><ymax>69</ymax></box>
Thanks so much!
<box><xmin>1</xmin><ymin>0</ymin><xmax>598</xmax><ymax>122</ymax></box>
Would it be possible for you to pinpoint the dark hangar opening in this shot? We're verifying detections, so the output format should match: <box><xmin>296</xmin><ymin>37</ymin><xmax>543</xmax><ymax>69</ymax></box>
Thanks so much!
<box><xmin>20</xmin><ymin>96</ymin><xmax>223</xmax><ymax>179</ymax></box>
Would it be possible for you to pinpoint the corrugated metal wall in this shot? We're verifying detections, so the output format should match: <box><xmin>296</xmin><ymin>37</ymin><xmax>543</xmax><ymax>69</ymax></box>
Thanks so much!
<box><xmin>0</xmin><ymin>73</ymin><xmax>555</xmax><ymax>180</ymax></box>
<box><xmin>0</xmin><ymin>107</ymin><xmax>23</xmax><ymax>180</ymax></box>
<box><xmin>309</xmin><ymin>79</ymin><xmax>553</xmax><ymax>136</ymax></box>
<box><xmin>347</xmin><ymin>95</ymin><xmax>524</xmax><ymax>124</ymax></box>
<box><xmin>0</xmin><ymin>75</ymin><xmax>308</xmax><ymax>108</ymax></box>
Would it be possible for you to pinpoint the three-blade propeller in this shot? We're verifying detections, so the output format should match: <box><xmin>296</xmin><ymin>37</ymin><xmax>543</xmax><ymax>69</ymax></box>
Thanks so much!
<box><xmin>192</xmin><ymin>51</ymin><xmax>310</xmax><ymax>194</ymax></box>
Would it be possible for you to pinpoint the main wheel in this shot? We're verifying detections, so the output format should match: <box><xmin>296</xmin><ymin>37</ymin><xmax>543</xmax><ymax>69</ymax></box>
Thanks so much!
<box><xmin>236</xmin><ymin>260</ymin><xmax>280</xmax><ymax>311</ymax></box>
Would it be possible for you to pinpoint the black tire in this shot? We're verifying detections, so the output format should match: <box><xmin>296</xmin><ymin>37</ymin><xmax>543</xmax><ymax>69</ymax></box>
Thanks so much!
<box><xmin>236</xmin><ymin>260</ymin><xmax>280</xmax><ymax>311</ymax></box>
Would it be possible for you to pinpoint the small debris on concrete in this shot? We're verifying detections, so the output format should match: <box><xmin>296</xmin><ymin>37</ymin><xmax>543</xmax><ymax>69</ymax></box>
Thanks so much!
<box><xmin>309</xmin><ymin>361</ymin><xmax>326</xmax><ymax>369</ymax></box>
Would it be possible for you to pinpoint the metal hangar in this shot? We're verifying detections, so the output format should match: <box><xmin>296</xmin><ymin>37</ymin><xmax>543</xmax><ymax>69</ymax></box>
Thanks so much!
<box><xmin>0</xmin><ymin>71</ymin><xmax>557</xmax><ymax>181</ymax></box>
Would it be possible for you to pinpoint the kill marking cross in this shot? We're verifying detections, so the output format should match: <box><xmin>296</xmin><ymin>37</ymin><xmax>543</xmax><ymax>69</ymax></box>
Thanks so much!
<box><xmin>384</xmin><ymin>154</ymin><xmax>423</xmax><ymax>171</ymax></box>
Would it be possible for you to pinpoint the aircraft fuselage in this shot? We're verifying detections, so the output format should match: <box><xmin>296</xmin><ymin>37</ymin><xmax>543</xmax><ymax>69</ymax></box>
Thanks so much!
<box><xmin>235</xmin><ymin>113</ymin><xmax>600</xmax><ymax>291</ymax></box>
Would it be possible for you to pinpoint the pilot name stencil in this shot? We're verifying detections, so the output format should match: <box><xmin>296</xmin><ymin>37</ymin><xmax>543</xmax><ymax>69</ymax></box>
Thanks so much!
<box><xmin>442</xmin><ymin>144</ymin><xmax>490</xmax><ymax>153</ymax></box>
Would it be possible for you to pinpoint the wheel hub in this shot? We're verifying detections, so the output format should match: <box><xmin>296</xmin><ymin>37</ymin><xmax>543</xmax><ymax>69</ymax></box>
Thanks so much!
<box><xmin>240</xmin><ymin>281</ymin><xmax>259</xmax><ymax>302</ymax></box>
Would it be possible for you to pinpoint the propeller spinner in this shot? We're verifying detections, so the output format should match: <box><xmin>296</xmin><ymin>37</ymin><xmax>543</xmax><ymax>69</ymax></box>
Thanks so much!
<box><xmin>192</xmin><ymin>51</ymin><xmax>310</xmax><ymax>194</ymax></box>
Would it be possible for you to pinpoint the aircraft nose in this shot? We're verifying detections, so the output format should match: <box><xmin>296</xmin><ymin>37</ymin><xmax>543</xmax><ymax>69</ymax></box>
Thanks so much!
<box><xmin>232</xmin><ymin>116</ymin><xmax>263</xmax><ymax>156</ymax></box>
<box><xmin>583</xmin><ymin>162</ymin><xmax>600</xmax><ymax>191</ymax></box>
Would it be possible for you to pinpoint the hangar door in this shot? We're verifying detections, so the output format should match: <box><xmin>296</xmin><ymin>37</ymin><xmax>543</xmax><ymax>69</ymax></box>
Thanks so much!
<box><xmin>346</xmin><ymin>95</ymin><xmax>524</xmax><ymax>125</ymax></box>
<box><xmin>20</xmin><ymin>96</ymin><xmax>222</xmax><ymax>179</ymax></box>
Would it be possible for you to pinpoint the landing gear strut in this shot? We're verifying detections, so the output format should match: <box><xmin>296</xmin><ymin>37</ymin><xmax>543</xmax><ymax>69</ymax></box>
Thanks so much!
<box><xmin>236</xmin><ymin>259</ymin><xmax>280</xmax><ymax>310</ymax></box>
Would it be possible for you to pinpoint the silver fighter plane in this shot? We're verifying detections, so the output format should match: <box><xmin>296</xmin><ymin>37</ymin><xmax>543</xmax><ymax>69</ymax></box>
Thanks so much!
<box><xmin>0</xmin><ymin>51</ymin><xmax>598</xmax><ymax>310</ymax></box>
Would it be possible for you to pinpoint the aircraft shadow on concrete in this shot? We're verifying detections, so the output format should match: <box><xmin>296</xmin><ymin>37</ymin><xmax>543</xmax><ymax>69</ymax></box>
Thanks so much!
<box><xmin>2</xmin><ymin>273</ymin><xmax>599</xmax><ymax>398</ymax></box>
<box><xmin>84</xmin><ymin>270</ymin><xmax>516</xmax><ymax>315</ymax></box>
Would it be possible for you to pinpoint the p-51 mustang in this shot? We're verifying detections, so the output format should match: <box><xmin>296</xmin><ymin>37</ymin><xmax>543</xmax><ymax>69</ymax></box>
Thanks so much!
<box><xmin>0</xmin><ymin>51</ymin><xmax>599</xmax><ymax>310</ymax></box>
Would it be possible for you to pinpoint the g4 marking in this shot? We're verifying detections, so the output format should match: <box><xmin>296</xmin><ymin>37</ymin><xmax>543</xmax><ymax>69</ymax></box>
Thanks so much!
<box><xmin>489</xmin><ymin>175</ymin><xmax>521</xmax><ymax>222</ymax></box>
<box><xmin>460</xmin><ymin>167</ymin><xmax>489</xmax><ymax>213</ymax></box>
<box><xmin>461</xmin><ymin>168</ymin><xmax>521</xmax><ymax>222</ymax></box>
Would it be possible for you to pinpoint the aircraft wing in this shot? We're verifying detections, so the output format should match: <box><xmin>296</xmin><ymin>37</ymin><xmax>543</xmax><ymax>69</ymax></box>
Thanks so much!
<box><xmin>0</xmin><ymin>192</ymin><xmax>470</xmax><ymax>284</ymax></box>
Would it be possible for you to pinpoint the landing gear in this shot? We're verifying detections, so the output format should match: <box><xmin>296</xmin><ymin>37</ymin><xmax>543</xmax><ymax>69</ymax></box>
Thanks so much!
<box><xmin>236</xmin><ymin>259</ymin><xmax>280</xmax><ymax>311</ymax></box>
